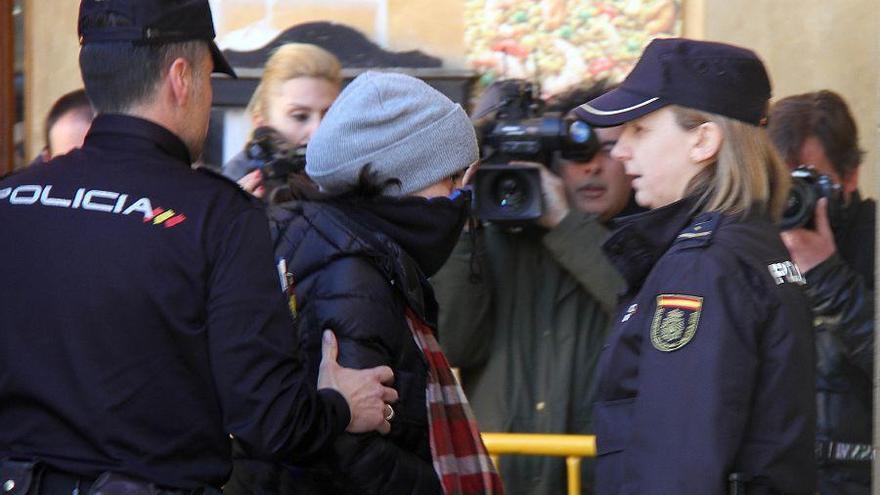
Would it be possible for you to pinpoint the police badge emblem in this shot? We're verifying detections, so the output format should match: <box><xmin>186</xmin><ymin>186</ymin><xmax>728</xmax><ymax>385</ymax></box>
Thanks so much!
<box><xmin>650</xmin><ymin>294</ymin><xmax>703</xmax><ymax>352</ymax></box>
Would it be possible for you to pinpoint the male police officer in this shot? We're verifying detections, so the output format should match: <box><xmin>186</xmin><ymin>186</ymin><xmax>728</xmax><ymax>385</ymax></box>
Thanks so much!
<box><xmin>0</xmin><ymin>1</ymin><xmax>396</xmax><ymax>493</ymax></box>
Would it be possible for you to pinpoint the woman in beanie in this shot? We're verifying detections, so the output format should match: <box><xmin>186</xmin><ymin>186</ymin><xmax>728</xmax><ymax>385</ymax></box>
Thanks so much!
<box><xmin>573</xmin><ymin>39</ymin><xmax>815</xmax><ymax>494</ymax></box>
<box><xmin>263</xmin><ymin>71</ymin><xmax>502</xmax><ymax>495</ymax></box>
<box><xmin>222</xmin><ymin>43</ymin><xmax>342</xmax><ymax>198</ymax></box>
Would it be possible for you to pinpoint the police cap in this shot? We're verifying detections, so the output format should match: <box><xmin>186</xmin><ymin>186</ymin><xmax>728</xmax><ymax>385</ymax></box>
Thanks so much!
<box><xmin>575</xmin><ymin>38</ymin><xmax>770</xmax><ymax>127</ymax></box>
<box><xmin>78</xmin><ymin>0</ymin><xmax>236</xmax><ymax>78</ymax></box>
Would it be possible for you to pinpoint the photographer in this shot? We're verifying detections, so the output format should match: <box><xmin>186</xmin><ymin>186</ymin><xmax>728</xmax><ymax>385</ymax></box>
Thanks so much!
<box><xmin>222</xmin><ymin>43</ymin><xmax>341</xmax><ymax>199</ymax></box>
<box><xmin>769</xmin><ymin>90</ymin><xmax>874</xmax><ymax>494</ymax></box>
<box><xmin>432</xmin><ymin>82</ymin><xmax>639</xmax><ymax>495</ymax></box>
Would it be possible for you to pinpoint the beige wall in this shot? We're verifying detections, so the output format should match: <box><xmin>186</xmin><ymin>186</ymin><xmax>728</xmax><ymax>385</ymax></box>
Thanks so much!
<box><xmin>24</xmin><ymin>0</ymin><xmax>81</xmax><ymax>160</ymax></box>
<box><xmin>698</xmin><ymin>0</ymin><xmax>880</xmax><ymax>197</ymax></box>
<box><xmin>386</xmin><ymin>0</ymin><xmax>467</xmax><ymax>69</ymax></box>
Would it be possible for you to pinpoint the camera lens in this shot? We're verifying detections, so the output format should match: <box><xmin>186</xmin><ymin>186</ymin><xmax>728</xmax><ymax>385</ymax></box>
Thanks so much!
<box><xmin>784</xmin><ymin>189</ymin><xmax>803</xmax><ymax>216</ymax></box>
<box><xmin>779</xmin><ymin>179</ymin><xmax>817</xmax><ymax>230</ymax></box>
<box><xmin>493</xmin><ymin>172</ymin><xmax>529</xmax><ymax>210</ymax></box>
<box><xmin>568</xmin><ymin>120</ymin><xmax>592</xmax><ymax>144</ymax></box>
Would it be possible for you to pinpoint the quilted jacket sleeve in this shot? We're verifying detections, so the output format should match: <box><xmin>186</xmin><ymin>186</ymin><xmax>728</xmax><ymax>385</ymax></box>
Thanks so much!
<box><xmin>295</xmin><ymin>255</ymin><xmax>443</xmax><ymax>495</ymax></box>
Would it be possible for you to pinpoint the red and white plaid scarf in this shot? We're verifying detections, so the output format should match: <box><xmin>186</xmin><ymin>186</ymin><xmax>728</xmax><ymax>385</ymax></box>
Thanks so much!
<box><xmin>405</xmin><ymin>308</ymin><xmax>504</xmax><ymax>495</ymax></box>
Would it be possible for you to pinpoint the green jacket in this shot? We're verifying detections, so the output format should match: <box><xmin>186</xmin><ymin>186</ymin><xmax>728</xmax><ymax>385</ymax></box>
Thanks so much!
<box><xmin>432</xmin><ymin>211</ymin><xmax>624</xmax><ymax>495</ymax></box>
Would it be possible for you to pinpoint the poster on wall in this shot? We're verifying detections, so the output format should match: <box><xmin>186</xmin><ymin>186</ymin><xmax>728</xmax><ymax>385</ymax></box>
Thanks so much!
<box><xmin>465</xmin><ymin>0</ymin><xmax>682</xmax><ymax>98</ymax></box>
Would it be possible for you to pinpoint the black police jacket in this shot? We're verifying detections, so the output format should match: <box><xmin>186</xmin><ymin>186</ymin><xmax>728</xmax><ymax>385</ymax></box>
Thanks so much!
<box><xmin>807</xmin><ymin>195</ymin><xmax>875</xmax><ymax>479</ymax></box>
<box><xmin>594</xmin><ymin>197</ymin><xmax>816</xmax><ymax>495</ymax></box>
<box><xmin>256</xmin><ymin>198</ymin><xmax>446</xmax><ymax>495</ymax></box>
<box><xmin>0</xmin><ymin>115</ymin><xmax>349</xmax><ymax>489</ymax></box>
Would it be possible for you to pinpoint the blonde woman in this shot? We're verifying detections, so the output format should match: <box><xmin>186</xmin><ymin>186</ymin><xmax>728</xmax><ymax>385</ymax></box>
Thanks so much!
<box><xmin>223</xmin><ymin>43</ymin><xmax>341</xmax><ymax>196</ymax></box>
<box><xmin>574</xmin><ymin>39</ymin><xmax>815</xmax><ymax>494</ymax></box>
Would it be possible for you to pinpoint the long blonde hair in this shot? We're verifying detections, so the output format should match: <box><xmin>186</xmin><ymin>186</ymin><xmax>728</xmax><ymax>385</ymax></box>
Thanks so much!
<box><xmin>247</xmin><ymin>43</ymin><xmax>342</xmax><ymax>122</ymax></box>
<box><xmin>673</xmin><ymin>106</ymin><xmax>790</xmax><ymax>221</ymax></box>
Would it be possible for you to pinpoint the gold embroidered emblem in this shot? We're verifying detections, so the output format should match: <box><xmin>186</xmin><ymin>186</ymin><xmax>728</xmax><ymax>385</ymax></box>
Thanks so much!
<box><xmin>286</xmin><ymin>272</ymin><xmax>298</xmax><ymax>318</ymax></box>
<box><xmin>650</xmin><ymin>294</ymin><xmax>703</xmax><ymax>352</ymax></box>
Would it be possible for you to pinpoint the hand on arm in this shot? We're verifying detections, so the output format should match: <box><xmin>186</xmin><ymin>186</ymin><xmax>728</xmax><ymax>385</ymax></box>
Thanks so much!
<box><xmin>318</xmin><ymin>330</ymin><xmax>398</xmax><ymax>434</ymax></box>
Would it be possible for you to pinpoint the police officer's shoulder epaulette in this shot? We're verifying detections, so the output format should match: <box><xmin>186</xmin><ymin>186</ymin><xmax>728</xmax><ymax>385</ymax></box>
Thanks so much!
<box><xmin>194</xmin><ymin>165</ymin><xmax>262</xmax><ymax>205</ymax></box>
<box><xmin>673</xmin><ymin>211</ymin><xmax>721</xmax><ymax>248</ymax></box>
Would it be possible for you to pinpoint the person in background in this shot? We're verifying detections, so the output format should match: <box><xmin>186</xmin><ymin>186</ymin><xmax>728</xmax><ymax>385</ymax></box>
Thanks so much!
<box><xmin>32</xmin><ymin>88</ymin><xmax>95</xmax><ymax>165</ymax></box>
<box><xmin>432</xmin><ymin>81</ymin><xmax>638</xmax><ymax>495</ymax></box>
<box><xmin>222</xmin><ymin>43</ymin><xmax>341</xmax><ymax>199</ymax></box>
<box><xmin>769</xmin><ymin>90</ymin><xmax>873</xmax><ymax>495</ymax></box>
<box><xmin>575</xmin><ymin>38</ymin><xmax>815</xmax><ymax>494</ymax></box>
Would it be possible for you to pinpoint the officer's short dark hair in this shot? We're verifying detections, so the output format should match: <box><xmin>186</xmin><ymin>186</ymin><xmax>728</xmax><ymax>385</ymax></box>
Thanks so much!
<box><xmin>44</xmin><ymin>88</ymin><xmax>94</xmax><ymax>151</ymax></box>
<box><xmin>78</xmin><ymin>12</ymin><xmax>209</xmax><ymax>114</ymax></box>
<box><xmin>768</xmin><ymin>90</ymin><xmax>864</xmax><ymax>178</ymax></box>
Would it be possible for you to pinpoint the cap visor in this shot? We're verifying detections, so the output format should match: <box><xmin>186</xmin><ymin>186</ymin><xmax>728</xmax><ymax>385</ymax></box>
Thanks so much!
<box><xmin>573</xmin><ymin>88</ymin><xmax>666</xmax><ymax>127</ymax></box>
<box><xmin>209</xmin><ymin>42</ymin><xmax>237</xmax><ymax>78</ymax></box>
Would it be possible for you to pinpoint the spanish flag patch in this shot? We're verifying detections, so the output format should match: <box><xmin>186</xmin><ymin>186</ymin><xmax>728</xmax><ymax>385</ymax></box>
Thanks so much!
<box><xmin>650</xmin><ymin>294</ymin><xmax>703</xmax><ymax>352</ymax></box>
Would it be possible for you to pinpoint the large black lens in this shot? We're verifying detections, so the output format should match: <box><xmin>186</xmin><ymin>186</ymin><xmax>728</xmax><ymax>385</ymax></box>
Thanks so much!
<box><xmin>493</xmin><ymin>172</ymin><xmax>529</xmax><ymax>211</ymax></box>
<box><xmin>779</xmin><ymin>179</ymin><xmax>817</xmax><ymax>230</ymax></box>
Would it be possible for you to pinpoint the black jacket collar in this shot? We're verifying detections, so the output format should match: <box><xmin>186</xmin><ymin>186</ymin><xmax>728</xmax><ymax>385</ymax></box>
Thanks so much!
<box><xmin>603</xmin><ymin>196</ymin><xmax>703</xmax><ymax>293</ymax></box>
<box><xmin>84</xmin><ymin>114</ymin><xmax>192</xmax><ymax>165</ymax></box>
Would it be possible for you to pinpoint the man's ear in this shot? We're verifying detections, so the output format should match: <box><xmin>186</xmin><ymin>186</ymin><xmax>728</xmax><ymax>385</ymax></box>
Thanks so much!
<box><xmin>166</xmin><ymin>57</ymin><xmax>192</xmax><ymax>108</ymax></box>
<box><xmin>689</xmin><ymin>121</ymin><xmax>723</xmax><ymax>164</ymax></box>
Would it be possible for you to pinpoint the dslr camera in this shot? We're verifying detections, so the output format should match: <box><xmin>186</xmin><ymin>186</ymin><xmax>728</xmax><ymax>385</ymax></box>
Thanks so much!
<box><xmin>245</xmin><ymin>126</ymin><xmax>306</xmax><ymax>183</ymax></box>
<box><xmin>779</xmin><ymin>165</ymin><xmax>843</xmax><ymax>230</ymax></box>
<box><xmin>472</xmin><ymin>80</ymin><xmax>600</xmax><ymax>225</ymax></box>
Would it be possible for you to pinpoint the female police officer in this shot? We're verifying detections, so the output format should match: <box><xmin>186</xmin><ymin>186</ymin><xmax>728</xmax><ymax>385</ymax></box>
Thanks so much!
<box><xmin>574</xmin><ymin>39</ymin><xmax>815</xmax><ymax>494</ymax></box>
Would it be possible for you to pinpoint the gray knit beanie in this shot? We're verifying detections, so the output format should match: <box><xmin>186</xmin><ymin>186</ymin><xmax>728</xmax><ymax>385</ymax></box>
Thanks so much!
<box><xmin>305</xmin><ymin>71</ymin><xmax>479</xmax><ymax>196</ymax></box>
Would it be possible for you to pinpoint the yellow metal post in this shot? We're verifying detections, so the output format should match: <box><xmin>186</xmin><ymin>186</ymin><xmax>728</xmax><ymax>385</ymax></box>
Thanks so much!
<box><xmin>480</xmin><ymin>433</ymin><xmax>596</xmax><ymax>495</ymax></box>
<box><xmin>566</xmin><ymin>456</ymin><xmax>581</xmax><ymax>495</ymax></box>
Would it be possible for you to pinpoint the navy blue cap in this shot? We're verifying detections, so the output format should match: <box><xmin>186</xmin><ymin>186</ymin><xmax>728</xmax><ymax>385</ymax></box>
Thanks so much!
<box><xmin>78</xmin><ymin>0</ymin><xmax>236</xmax><ymax>78</ymax></box>
<box><xmin>575</xmin><ymin>38</ymin><xmax>770</xmax><ymax>127</ymax></box>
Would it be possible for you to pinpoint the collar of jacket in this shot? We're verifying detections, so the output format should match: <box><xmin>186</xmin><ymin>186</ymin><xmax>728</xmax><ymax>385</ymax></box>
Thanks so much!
<box><xmin>84</xmin><ymin>114</ymin><xmax>192</xmax><ymax>165</ymax></box>
<box><xmin>603</xmin><ymin>195</ymin><xmax>703</xmax><ymax>292</ymax></box>
<box><xmin>271</xmin><ymin>200</ymin><xmax>439</xmax><ymax>325</ymax></box>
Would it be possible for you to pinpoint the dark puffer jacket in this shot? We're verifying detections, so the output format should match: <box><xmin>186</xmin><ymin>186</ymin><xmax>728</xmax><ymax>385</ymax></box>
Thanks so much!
<box><xmin>266</xmin><ymin>200</ymin><xmax>443</xmax><ymax>495</ymax></box>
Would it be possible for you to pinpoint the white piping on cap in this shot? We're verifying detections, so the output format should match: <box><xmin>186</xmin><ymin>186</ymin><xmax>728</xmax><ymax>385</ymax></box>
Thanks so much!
<box><xmin>578</xmin><ymin>97</ymin><xmax>661</xmax><ymax>116</ymax></box>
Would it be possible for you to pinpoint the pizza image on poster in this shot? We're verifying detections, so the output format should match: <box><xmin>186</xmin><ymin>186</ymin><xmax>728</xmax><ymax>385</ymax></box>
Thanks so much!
<box><xmin>465</xmin><ymin>0</ymin><xmax>682</xmax><ymax>97</ymax></box>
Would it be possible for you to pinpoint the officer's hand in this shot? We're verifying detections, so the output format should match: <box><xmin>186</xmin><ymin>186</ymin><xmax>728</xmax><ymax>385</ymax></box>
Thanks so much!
<box><xmin>317</xmin><ymin>330</ymin><xmax>398</xmax><ymax>435</ymax></box>
<box><xmin>509</xmin><ymin>161</ymin><xmax>570</xmax><ymax>229</ymax></box>
<box><xmin>780</xmin><ymin>198</ymin><xmax>837</xmax><ymax>273</ymax></box>
<box><xmin>238</xmin><ymin>169</ymin><xmax>266</xmax><ymax>199</ymax></box>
